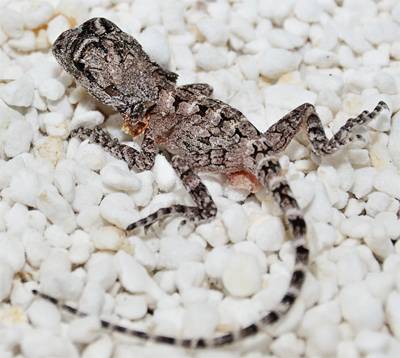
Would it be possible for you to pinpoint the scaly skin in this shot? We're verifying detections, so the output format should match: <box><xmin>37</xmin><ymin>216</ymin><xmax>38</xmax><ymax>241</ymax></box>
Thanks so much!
<box><xmin>35</xmin><ymin>17</ymin><xmax>390</xmax><ymax>348</ymax></box>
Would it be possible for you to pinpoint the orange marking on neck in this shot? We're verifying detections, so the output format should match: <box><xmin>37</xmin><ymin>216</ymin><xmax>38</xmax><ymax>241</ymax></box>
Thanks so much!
<box><xmin>122</xmin><ymin>115</ymin><xmax>149</xmax><ymax>138</ymax></box>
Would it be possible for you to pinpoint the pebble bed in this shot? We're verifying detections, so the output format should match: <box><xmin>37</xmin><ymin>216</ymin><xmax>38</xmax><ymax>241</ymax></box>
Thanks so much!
<box><xmin>0</xmin><ymin>0</ymin><xmax>400</xmax><ymax>357</ymax></box>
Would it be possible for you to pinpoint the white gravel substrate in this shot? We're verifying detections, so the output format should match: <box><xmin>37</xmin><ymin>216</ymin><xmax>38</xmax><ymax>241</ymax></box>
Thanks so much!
<box><xmin>1</xmin><ymin>0</ymin><xmax>400</xmax><ymax>357</ymax></box>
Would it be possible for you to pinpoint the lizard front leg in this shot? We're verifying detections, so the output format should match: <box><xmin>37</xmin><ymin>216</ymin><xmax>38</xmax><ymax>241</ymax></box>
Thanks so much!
<box><xmin>264</xmin><ymin>101</ymin><xmax>389</xmax><ymax>155</ymax></box>
<box><xmin>127</xmin><ymin>155</ymin><xmax>217</xmax><ymax>230</ymax></box>
<box><xmin>71</xmin><ymin>126</ymin><xmax>157</xmax><ymax>171</ymax></box>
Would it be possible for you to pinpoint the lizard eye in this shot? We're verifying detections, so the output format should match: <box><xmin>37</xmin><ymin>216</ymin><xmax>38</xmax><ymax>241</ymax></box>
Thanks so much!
<box><xmin>74</xmin><ymin>60</ymin><xmax>85</xmax><ymax>72</ymax></box>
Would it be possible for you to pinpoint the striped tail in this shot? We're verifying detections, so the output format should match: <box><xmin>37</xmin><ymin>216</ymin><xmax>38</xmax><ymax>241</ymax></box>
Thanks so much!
<box><xmin>32</xmin><ymin>157</ymin><xmax>308</xmax><ymax>348</ymax></box>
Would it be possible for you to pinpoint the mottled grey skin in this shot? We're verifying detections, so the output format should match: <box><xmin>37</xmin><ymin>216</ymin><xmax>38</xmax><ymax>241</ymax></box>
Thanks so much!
<box><xmin>43</xmin><ymin>17</ymin><xmax>389</xmax><ymax>349</ymax></box>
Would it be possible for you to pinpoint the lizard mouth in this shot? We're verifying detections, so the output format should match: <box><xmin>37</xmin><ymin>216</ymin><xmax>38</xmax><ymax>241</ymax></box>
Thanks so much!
<box><xmin>52</xmin><ymin>28</ymin><xmax>80</xmax><ymax>66</ymax></box>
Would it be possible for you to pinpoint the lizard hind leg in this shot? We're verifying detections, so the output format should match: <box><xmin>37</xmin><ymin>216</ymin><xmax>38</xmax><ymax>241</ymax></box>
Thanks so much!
<box><xmin>127</xmin><ymin>155</ymin><xmax>217</xmax><ymax>231</ymax></box>
<box><xmin>33</xmin><ymin>154</ymin><xmax>309</xmax><ymax>349</ymax></box>
<box><xmin>264</xmin><ymin>100</ymin><xmax>389</xmax><ymax>156</ymax></box>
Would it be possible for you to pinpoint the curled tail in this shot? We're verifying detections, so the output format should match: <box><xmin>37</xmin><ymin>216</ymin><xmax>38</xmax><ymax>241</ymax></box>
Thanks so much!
<box><xmin>32</xmin><ymin>156</ymin><xmax>308</xmax><ymax>349</ymax></box>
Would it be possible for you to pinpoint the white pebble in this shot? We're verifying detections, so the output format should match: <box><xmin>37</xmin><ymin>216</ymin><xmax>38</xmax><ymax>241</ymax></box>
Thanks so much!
<box><xmin>222</xmin><ymin>252</ymin><xmax>262</xmax><ymax>297</ymax></box>
<box><xmin>4</xmin><ymin>120</ymin><xmax>33</xmax><ymax>158</ymax></box>
<box><xmin>115</xmin><ymin>293</ymin><xmax>147</xmax><ymax>320</ymax></box>
<box><xmin>351</xmin><ymin>167</ymin><xmax>376</xmax><ymax>199</ymax></box>
<box><xmin>132</xmin><ymin>0</ymin><xmax>161</xmax><ymax>27</ymax></box>
<box><xmin>76</xmin><ymin>206</ymin><xmax>104</xmax><ymax>233</ymax></box>
<box><xmin>259</xmin><ymin>0</ymin><xmax>294</xmax><ymax>22</ymax></box>
<box><xmin>70</xmin><ymin>110</ymin><xmax>104</xmax><ymax>130</ymax></box>
<box><xmin>311</xmin><ymin>222</ymin><xmax>338</xmax><ymax>252</ymax></box>
<box><xmin>21</xmin><ymin>330</ymin><xmax>78</xmax><ymax>358</ymax></box>
<box><xmin>23</xmin><ymin>230</ymin><xmax>50</xmax><ymax>268</ymax></box>
<box><xmin>75</xmin><ymin>143</ymin><xmax>106</xmax><ymax>171</ymax></box>
<box><xmin>307</xmin><ymin>324</ymin><xmax>340</xmax><ymax>356</ymax></box>
<box><xmin>47</xmin><ymin>15</ymin><xmax>70</xmax><ymax>45</ymax></box>
<box><xmin>197</xmin><ymin>17</ymin><xmax>228</xmax><ymax>45</ymax></box>
<box><xmin>5</xmin><ymin>203</ymin><xmax>29</xmax><ymax>234</ymax></box>
<box><xmin>140</xmin><ymin>27</ymin><xmax>170</xmax><ymax>67</ymax></box>
<box><xmin>340</xmin><ymin>216</ymin><xmax>373</xmax><ymax>239</ymax></box>
<box><xmin>161</xmin><ymin>0</ymin><xmax>185</xmax><ymax>34</ymax></box>
<box><xmin>115</xmin><ymin>251</ymin><xmax>164</xmax><ymax>300</ymax></box>
<box><xmin>99</xmin><ymin>193</ymin><xmax>139</xmax><ymax>230</ymax></box>
<box><xmin>389</xmin><ymin>111</ymin><xmax>400</xmax><ymax>169</ymax></box>
<box><xmin>131</xmin><ymin>171</ymin><xmax>154</xmax><ymax>207</ymax></box>
<box><xmin>387</xmin><ymin>292</ymin><xmax>400</xmax><ymax>339</ymax></box>
<box><xmin>28</xmin><ymin>299</ymin><xmax>61</xmax><ymax>331</ymax></box>
<box><xmin>374</xmin><ymin>72</ymin><xmax>397</xmax><ymax>95</ymax></box>
<box><xmin>0</xmin><ymin>9</ymin><xmax>23</xmax><ymax>38</ymax></box>
<box><xmin>264</xmin><ymin>84</ymin><xmax>317</xmax><ymax>110</ymax></box>
<box><xmin>131</xmin><ymin>237</ymin><xmax>157</xmax><ymax>270</ymax></box>
<box><xmin>0</xmin><ymin>260</ymin><xmax>13</xmax><ymax>301</ymax></box>
<box><xmin>376</xmin><ymin>212</ymin><xmax>400</xmax><ymax>240</ymax></box>
<box><xmin>230</xmin><ymin>15</ymin><xmax>255</xmax><ymax>42</ymax></box>
<box><xmin>72</xmin><ymin>184</ymin><xmax>103</xmax><ymax>212</ymax></box>
<box><xmin>37</xmin><ymin>186</ymin><xmax>76</xmax><ymax>234</ymax></box>
<box><xmin>182</xmin><ymin>303</ymin><xmax>218</xmax><ymax>339</ymax></box>
<box><xmin>154</xmin><ymin>270</ymin><xmax>176</xmax><ymax>294</ymax></box>
<box><xmin>41</xmin><ymin>112</ymin><xmax>68</xmax><ymax>137</ymax></box>
<box><xmin>366</xmin><ymin>192</ymin><xmax>392</xmax><ymax>217</ymax></box>
<box><xmin>68</xmin><ymin>316</ymin><xmax>101</xmax><ymax>344</ymax></box>
<box><xmin>196</xmin><ymin>219</ymin><xmax>229</xmax><ymax>247</ymax></box>
<box><xmin>176</xmin><ymin>261</ymin><xmax>205</xmax><ymax>292</ymax></box>
<box><xmin>300</xmin><ymin>300</ymin><xmax>341</xmax><ymax>337</ymax></box>
<box><xmin>221</xmin><ymin>204</ymin><xmax>249</xmax><ymax>243</ymax></box>
<box><xmin>82</xmin><ymin>336</ymin><xmax>113</xmax><ymax>358</ymax></box>
<box><xmin>344</xmin><ymin>198</ymin><xmax>364</xmax><ymax>217</ymax></box>
<box><xmin>152</xmin><ymin>155</ymin><xmax>177</xmax><ymax>192</ymax></box>
<box><xmin>248</xmin><ymin>215</ymin><xmax>285</xmax><ymax>251</ymax></box>
<box><xmin>159</xmin><ymin>236</ymin><xmax>205</xmax><ymax>269</ymax></box>
<box><xmin>101</xmin><ymin>163</ymin><xmax>141</xmax><ymax>192</ymax></box>
<box><xmin>304</xmin><ymin>48</ymin><xmax>337</xmax><ymax>68</ymax></box>
<box><xmin>0</xmin><ymin>232</ymin><xmax>25</xmax><ymax>272</ymax></box>
<box><xmin>270</xmin><ymin>333</ymin><xmax>305</xmax><ymax>358</ymax></box>
<box><xmin>170</xmin><ymin>43</ymin><xmax>195</xmax><ymax>70</ymax></box>
<box><xmin>204</xmin><ymin>246</ymin><xmax>231</xmax><ymax>279</ymax></box>
<box><xmin>337</xmin><ymin>254</ymin><xmax>367</xmax><ymax>286</ymax></box>
<box><xmin>258</xmin><ymin>49</ymin><xmax>301</xmax><ymax>80</ymax></box>
<box><xmin>44</xmin><ymin>225</ymin><xmax>71</xmax><ymax>249</ymax></box>
<box><xmin>195</xmin><ymin>44</ymin><xmax>227</xmax><ymax>71</ymax></box>
<box><xmin>366</xmin><ymin>272</ymin><xmax>394</xmax><ymax>301</ymax></box>
<box><xmin>24</xmin><ymin>2</ymin><xmax>54</xmax><ymax>30</ymax></box>
<box><xmin>86</xmin><ymin>253</ymin><xmax>117</xmax><ymax>291</ymax></box>
<box><xmin>38</xmin><ymin>78</ymin><xmax>65</xmax><ymax>101</ymax></box>
<box><xmin>8</xmin><ymin>31</ymin><xmax>36</xmax><ymax>52</ymax></box>
<box><xmin>374</xmin><ymin>168</ymin><xmax>400</xmax><ymax>199</ymax></box>
<box><xmin>69</xmin><ymin>230</ymin><xmax>92</xmax><ymax>265</ymax></box>
<box><xmin>91</xmin><ymin>226</ymin><xmax>124</xmax><ymax>251</ymax></box>
<box><xmin>363</xmin><ymin>19</ymin><xmax>399</xmax><ymax>45</ymax></box>
<box><xmin>363</xmin><ymin>47</ymin><xmax>390</xmax><ymax>67</ymax></box>
<box><xmin>294</xmin><ymin>0</ymin><xmax>323</xmax><ymax>23</ymax></box>
<box><xmin>1</xmin><ymin>76</ymin><xmax>34</xmax><ymax>107</ymax></box>
<box><xmin>78</xmin><ymin>282</ymin><xmax>105</xmax><ymax>316</ymax></box>
<box><xmin>267</xmin><ymin>29</ymin><xmax>304</xmax><ymax>50</ymax></box>
<box><xmin>339</xmin><ymin>282</ymin><xmax>384</xmax><ymax>331</ymax></box>
<box><xmin>290</xmin><ymin>178</ymin><xmax>315</xmax><ymax>208</ymax></box>
<box><xmin>355</xmin><ymin>330</ymin><xmax>389</xmax><ymax>354</ymax></box>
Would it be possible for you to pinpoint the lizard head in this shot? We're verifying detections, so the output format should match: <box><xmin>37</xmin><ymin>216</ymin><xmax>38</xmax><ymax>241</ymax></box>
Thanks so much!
<box><xmin>52</xmin><ymin>17</ymin><xmax>177</xmax><ymax>118</ymax></box>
